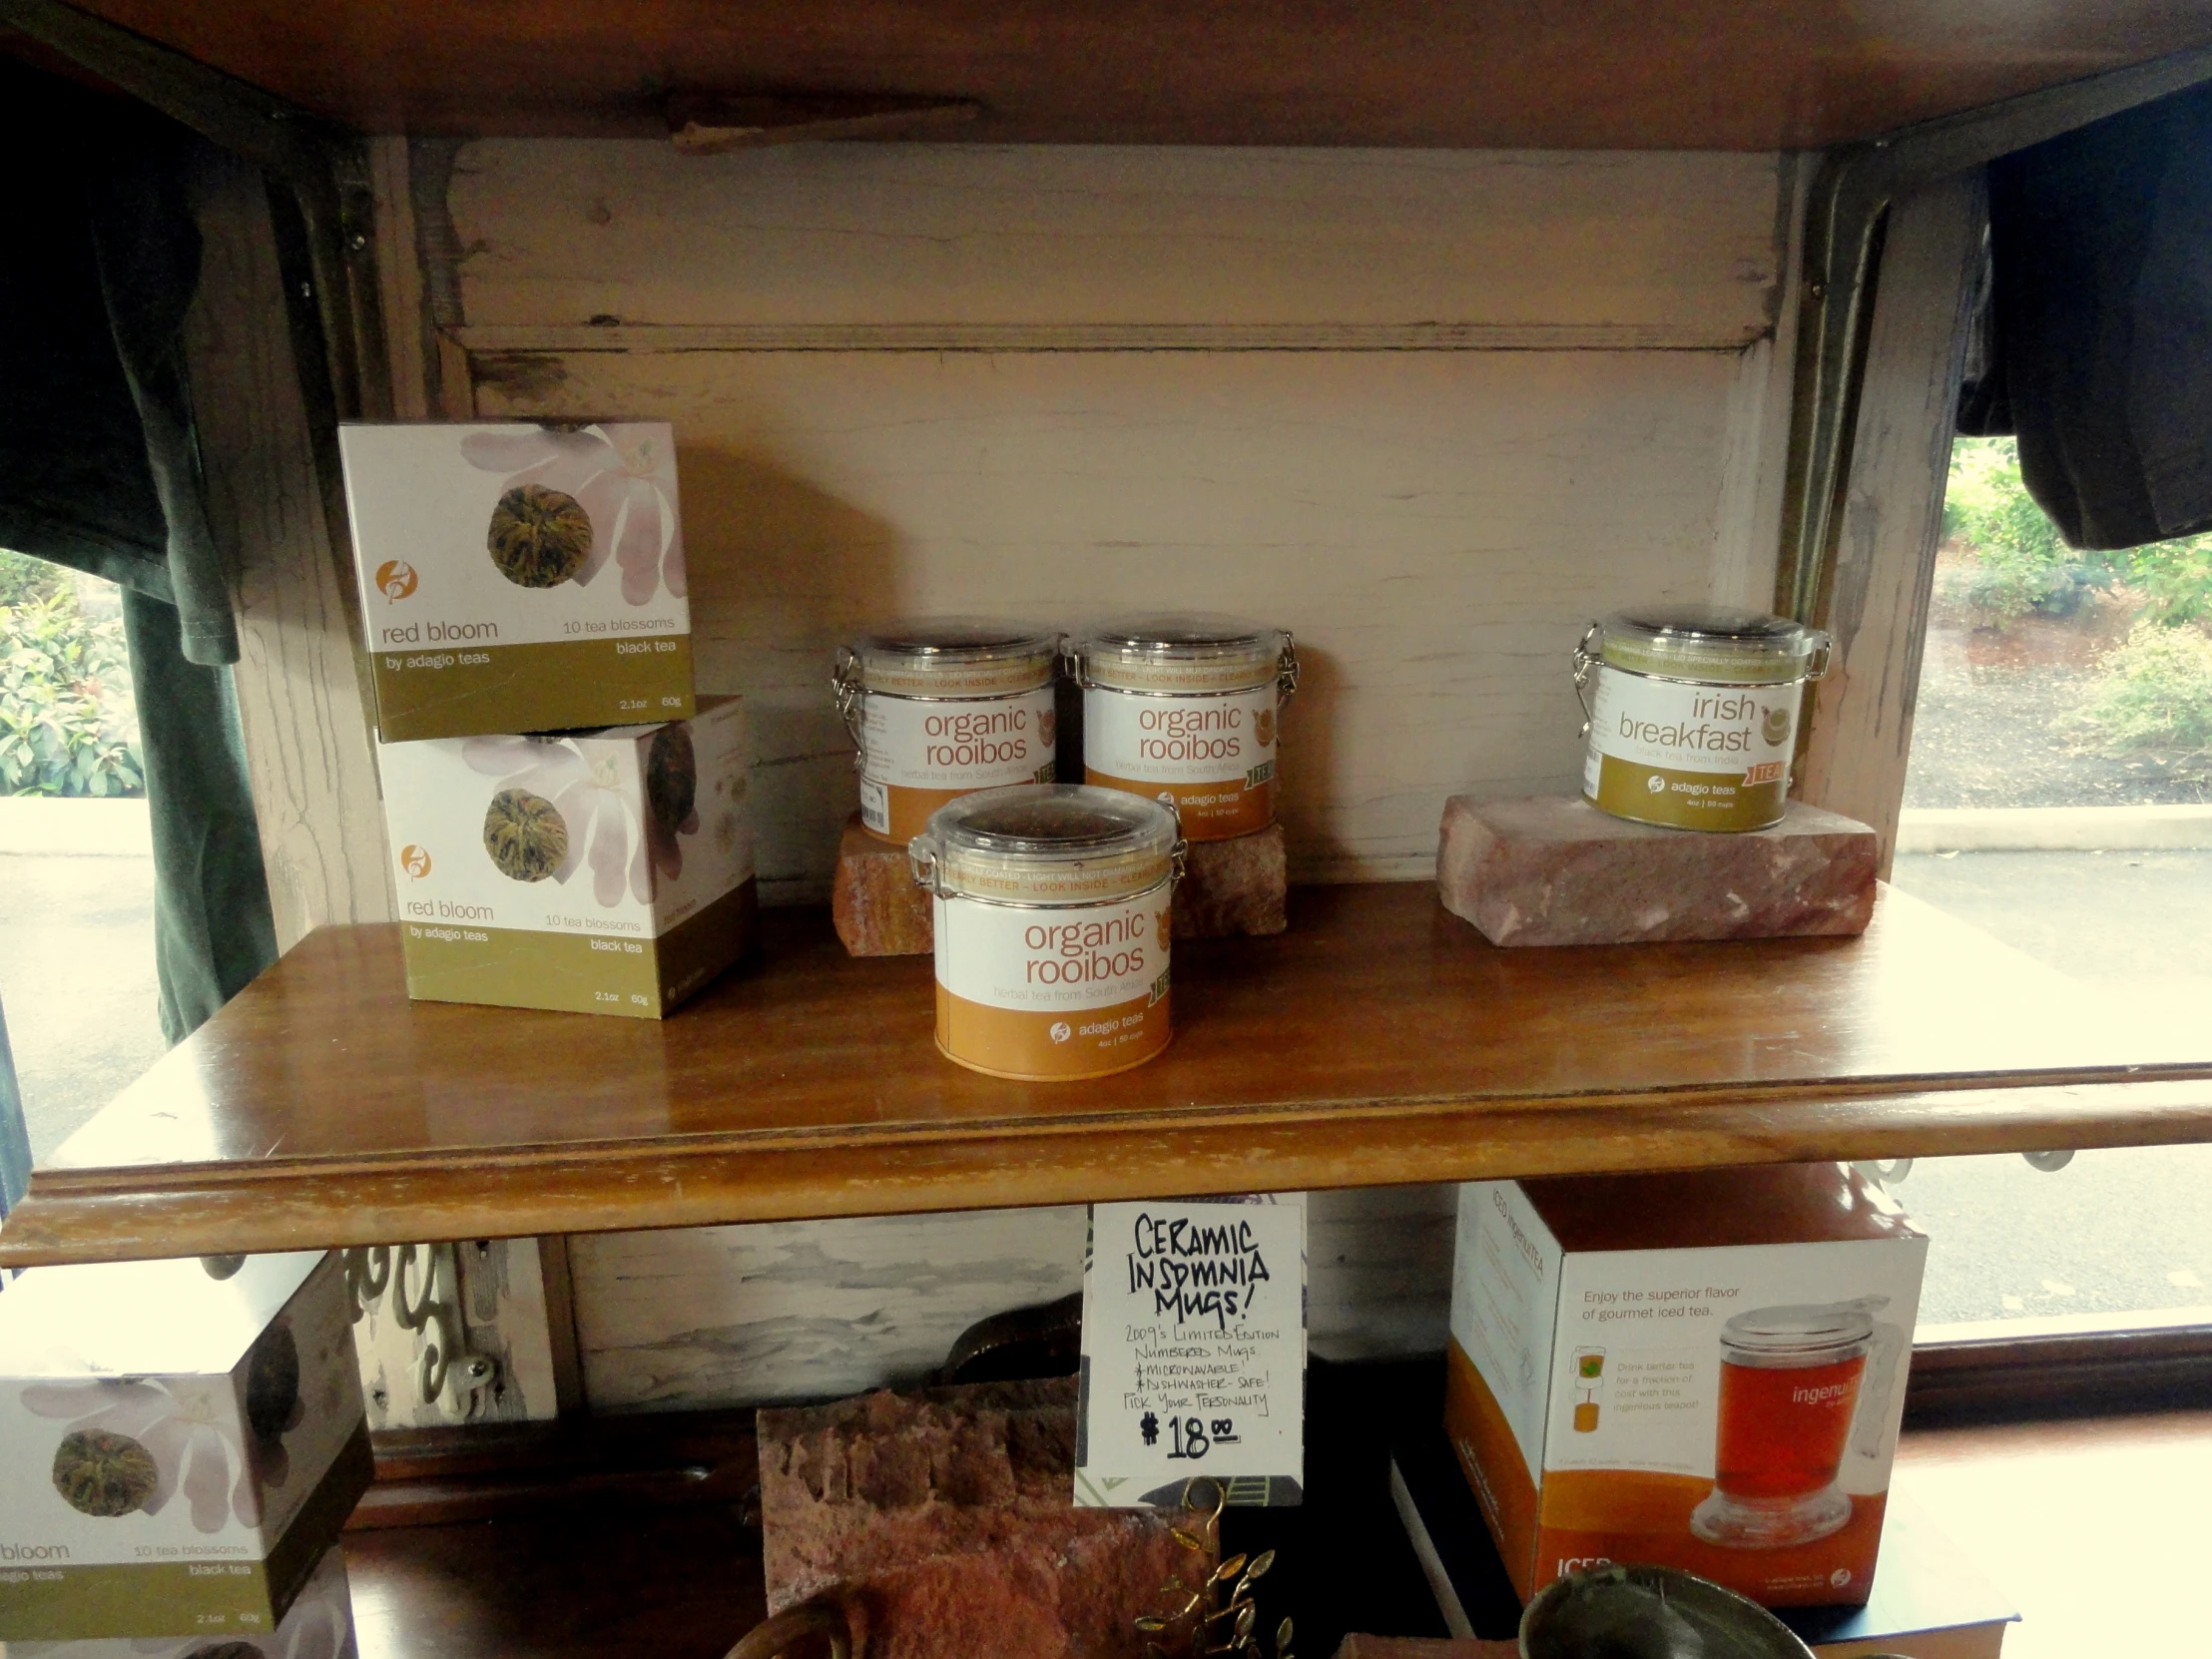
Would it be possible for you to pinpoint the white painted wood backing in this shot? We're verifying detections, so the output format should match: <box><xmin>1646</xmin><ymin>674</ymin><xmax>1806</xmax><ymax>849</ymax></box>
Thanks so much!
<box><xmin>571</xmin><ymin>1185</ymin><xmax>1455</xmax><ymax>1411</ymax></box>
<box><xmin>474</xmin><ymin>347</ymin><xmax>1749</xmax><ymax>892</ymax></box>
<box><xmin>186</xmin><ymin>151</ymin><xmax>394</xmax><ymax>946</ymax></box>
<box><xmin>446</xmin><ymin>144</ymin><xmax>1784</xmax><ymax>339</ymax></box>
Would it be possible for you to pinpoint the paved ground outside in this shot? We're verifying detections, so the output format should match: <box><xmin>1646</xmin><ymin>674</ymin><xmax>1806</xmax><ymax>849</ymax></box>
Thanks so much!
<box><xmin>1890</xmin><ymin>853</ymin><xmax>2212</xmax><ymax>1329</ymax></box>
<box><xmin>0</xmin><ymin>817</ymin><xmax>164</xmax><ymax>1164</ymax></box>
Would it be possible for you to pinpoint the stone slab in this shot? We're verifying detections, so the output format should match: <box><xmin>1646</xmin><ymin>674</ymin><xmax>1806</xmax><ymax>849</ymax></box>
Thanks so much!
<box><xmin>1437</xmin><ymin>795</ymin><xmax>1877</xmax><ymax>947</ymax></box>
<box><xmin>1175</xmin><ymin>822</ymin><xmax>1289</xmax><ymax>938</ymax></box>
<box><xmin>833</xmin><ymin>813</ymin><xmax>1291</xmax><ymax>954</ymax></box>
<box><xmin>759</xmin><ymin>1376</ymin><xmax>1208</xmax><ymax>1659</ymax></box>
<box><xmin>832</xmin><ymin>813</ymin><xmax>933</xmax><ymax>956</ymax></box>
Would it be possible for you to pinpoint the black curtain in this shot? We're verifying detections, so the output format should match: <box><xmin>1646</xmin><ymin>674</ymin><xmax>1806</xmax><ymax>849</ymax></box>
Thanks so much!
<box><xmin>0</xmin><ymin>60</ymin><xmax>275</xmax><ymax>1043</ymax></box>
<box><xmin>1963</xmin><ymin>81</ymin><xmax>2212</xmax><ymax>553</ymax></box>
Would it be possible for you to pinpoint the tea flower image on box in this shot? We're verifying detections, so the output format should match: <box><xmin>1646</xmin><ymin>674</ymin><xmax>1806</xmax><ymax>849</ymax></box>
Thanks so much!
<box><xmin>26</xmin><ymin>1346</ymin><xmax>304</xmax><ymax>1534</ymax></box>
<box><xmin>465</xmin><ymin>732</ymin><xmax>704</xmax><ymax>905</ymax></box>
<box><xmin>459</xmin><ymin>423</ymin><xmax>687</xmax><ymax>603</ymax></box>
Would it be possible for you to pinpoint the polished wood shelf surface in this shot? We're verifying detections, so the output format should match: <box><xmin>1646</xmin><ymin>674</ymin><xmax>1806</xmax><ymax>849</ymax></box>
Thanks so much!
<box><xmin>48</xmin><ymin>1</ymin><xmax>2212</xmax><ymax>149</ymax></box>
<box><xmin>337</xmin><ymin>1395</ymin><xmax>2212</xmax><ymax>1659</ymax></box>
<box><xmin>5</xmin><ymin>882</ymin><xmax>2209</xmax><ymax>1265</ymax></box>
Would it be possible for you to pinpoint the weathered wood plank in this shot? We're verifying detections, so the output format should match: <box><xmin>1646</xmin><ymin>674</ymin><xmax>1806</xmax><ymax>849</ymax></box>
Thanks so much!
<box><xmin>445</xmin><ymin>145</ymin><xmax>1785</xmax><ymax>339</ymax></box>
<box><xmin>1794</xmin><ymin>174</ymin><xmax>1986</xmax><ymax>871</ymax></box>
<box><xmin>573</xmin><ymin>1184</ymin><xmax>1456</xmax><ymax>1410</ymax></box>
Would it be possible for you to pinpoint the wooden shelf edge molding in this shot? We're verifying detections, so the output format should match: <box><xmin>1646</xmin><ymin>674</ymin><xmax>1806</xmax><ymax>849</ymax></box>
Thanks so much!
<box><xmin>5</xmin><ymin>883</ymin><xmax>2209</xmax><ymax>1266</ymax></box>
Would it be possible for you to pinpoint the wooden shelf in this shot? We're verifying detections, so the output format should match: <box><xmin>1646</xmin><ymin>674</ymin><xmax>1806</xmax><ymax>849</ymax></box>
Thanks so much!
<box><xmin>5</xmin><ymin>883</ymin><xmax>2210</xmax><ymax>1266</ymax></box>
<box><xmin>335</xmin><ymin>1386</ymin><xmax>2212</xmax><ymax>1659</ymax></box>
<box><xmin>45</xmin><ymin>1</ymin><xmax>2212</xmax><ymax>148</ymax></box>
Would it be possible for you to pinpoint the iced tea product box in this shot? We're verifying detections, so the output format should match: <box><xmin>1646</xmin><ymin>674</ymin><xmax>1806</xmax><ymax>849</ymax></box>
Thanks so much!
<box><xmin>339</xmin><ymin>421</ymin><xmax>695</xmax><ymax>741</ymax></box>
<box><xmin>0</xmin><ymin>1539</ymin><xmax>359</xmax><ymax>1659</ymax></box>
<box><xmin>1444</xmin><ymin>1165</ymin><xmax>1927</xmax><ymax>1608</ymax></box>
<box><xmin>0</xmin><ymin>1254</ymin><xmax>370</xmax><ymax>1641</ymax></box>
<box><xmin>376</xmin><ymin>695</ymin><xmax>757</xmax><ymax>1018</ymax></box>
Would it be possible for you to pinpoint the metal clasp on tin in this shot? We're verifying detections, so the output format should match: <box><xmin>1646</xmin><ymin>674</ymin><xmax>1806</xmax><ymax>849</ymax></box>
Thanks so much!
<box><xmin>1803</xmin><ymin>631</ymin><xmax>1834</xmax><ymax>682</ymax></box>
<box><xmin>830</xmin><ymin>647</ymin><xmax>866</xmax><ymax>761</ymax></box>
<box><xmin>1276</xmin><ymin>633</ymin><xmax>1301</xmax><ymax>704</ymax></box>
<box><xmin>1570</xmin><ymin>621</ymin><xmax>1602</xmax><ymax>737</ymax></box>
<box><xmin>908</xmin><ymin>840</ymin><xmax>940</xmax><ymax>894</ymax></box>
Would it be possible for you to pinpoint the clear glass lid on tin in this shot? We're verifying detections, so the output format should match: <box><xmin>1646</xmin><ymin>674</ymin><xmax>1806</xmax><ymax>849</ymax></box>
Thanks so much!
<box><xmin>1716</xmin><ymin>1303</ymin><xmax>1875</xmax><ymax>1367</ymax></box>
<box><xmin>909</xmin><ymin>784</ymin><xmax>1183</xmax><ymax>902</ymax></box>
<box><xmin>1579</xmin><ymin>607</ymin><xmax>1831</xmax><ymax>687</ymax></box>
<box><xmin>835</xmin><ymin>617</ymin><xmax>1061</xmax><ymax>701</ymax></box>
<box><xmin>1070</xmin><ymin>613</ymin><xmax>1297</xmax><ymax>696</ymax></box>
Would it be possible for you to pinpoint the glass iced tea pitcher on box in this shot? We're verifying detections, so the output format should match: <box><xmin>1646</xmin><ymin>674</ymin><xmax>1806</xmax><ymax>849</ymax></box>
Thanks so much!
<box><xmin>1689</xmin><ymin>1298</ymin><xmax>1906</xmax><ymax>1549</ymax></box>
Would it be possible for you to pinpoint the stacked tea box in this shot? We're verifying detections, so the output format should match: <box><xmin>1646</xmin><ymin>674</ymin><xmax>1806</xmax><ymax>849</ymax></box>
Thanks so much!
<box><xmin>0</xmin><ymin>1254</ymin><xmax>369</xmax><ymax>1650</ymax></box>
<box><xmin>340</xmin><ymin>422</ymin><xmax>757</xmax><ymax>1018</ymax></box>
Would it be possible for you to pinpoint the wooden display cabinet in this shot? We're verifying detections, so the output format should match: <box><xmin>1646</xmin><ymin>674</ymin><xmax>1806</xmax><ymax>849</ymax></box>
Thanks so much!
<box><xmin>7</xmin><ymin>4</ymin><xmax>2212</xmax><ymax>1654</ymax></box>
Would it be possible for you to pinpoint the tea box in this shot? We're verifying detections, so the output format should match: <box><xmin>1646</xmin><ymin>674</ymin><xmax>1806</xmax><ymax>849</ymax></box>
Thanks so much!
<box><xmin>0</xmin><ymin>1254</ymin><xmax>368</xmax><ymax>1641</ymax></box>
<box><xmin>1444</xmin><ymin>1165</ymin><xmax>1926</xmax><ymax>1607</ymax></box>
<box><xmin>339</xmin><ymin>421</ymin><xmax>695</xmax><ymax>741</ymax></box>
<box><xmin>376</xmin><ymin>695</ymin><xmax>756</xmax><ymax>1018</ymax></box>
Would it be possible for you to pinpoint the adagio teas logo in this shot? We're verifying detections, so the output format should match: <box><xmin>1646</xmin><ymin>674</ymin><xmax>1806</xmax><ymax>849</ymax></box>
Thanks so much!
<box><xmin>1255</xmin><ymin>706</ymin><xmax>1275</xmax><ymax>747</ymax></box>
<box><xmin>375</xmin><ymin>559</ymin><xmax>419</xmax><ymax>601</ymax></box>
<box><xmin>400</xmin><ymin>844</ymin><xmax>432</xmax><ymax>878</ymax></box>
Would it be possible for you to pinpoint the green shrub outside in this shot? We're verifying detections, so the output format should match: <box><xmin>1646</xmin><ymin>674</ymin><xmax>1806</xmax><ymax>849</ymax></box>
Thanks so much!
<box><xmin>1944</xmin><ymin>438</ymin><xmax>2212</xmax><ymax>755</ymax></box>
<box><xmin>1944</xmin><ymin>436</ymin><xmax>2212</xmax><ymax>626</ymax></box>
<box><xmin>0</xmin><ymin>547</ymin><xmax>69</xmax><ymax>608</ymax></box>
<box><xmin>2062</xmin><ymin>622</ymin><xmax>2212</xmax><ymax>753</ymax></box>
<box><xmin>0</xmin><ymin>562</ymin><xmax>145</xmax><ymax>798</ymax></box>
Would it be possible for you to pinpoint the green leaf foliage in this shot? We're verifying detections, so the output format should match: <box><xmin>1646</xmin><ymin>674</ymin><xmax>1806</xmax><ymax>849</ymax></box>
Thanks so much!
<box><xmin>2063</xmin><ymin>621</ymin><xmax>2212</xmax><ymax>754</ymax></box>
<box><xmin>0</xmin><ymin>573</ymin><xmax>145</xmax><ymax>799</ymax></box>
<box><xmin>0</xmin><ymin>547</ymin><xmax>69</xmax><ymax>608</ymax></box>
<box><xmin>1944</xmin><ymin>437</ymin><xmax>2212</xmax><ymax>626</ymax></box>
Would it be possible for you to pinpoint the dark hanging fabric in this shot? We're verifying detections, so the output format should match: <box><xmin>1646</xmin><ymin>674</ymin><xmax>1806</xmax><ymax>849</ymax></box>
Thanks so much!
<box><xmin>1970</xmin><ymin>82</ymin><xmax>2212</xmax><ymax>551</ymax></box>
<box><xmin>124</xmin><ymin>589</ymin><xmax>277</xmax><ymax>1043</ymax></box>
<box><xmin>0</xmin><ymin>60</ymin><xmax>276</xmax><ymax>1041</ymax></box>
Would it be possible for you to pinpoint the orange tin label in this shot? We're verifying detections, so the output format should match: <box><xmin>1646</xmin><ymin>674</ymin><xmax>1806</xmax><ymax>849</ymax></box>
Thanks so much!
<box><xmin>1083</xmin><ymin>685</ymin><xmax>1277</xmax><ymax>840</ymax></box>
<box><xmin>931</xmin><ymin>885</ymin><xmax>1173</xmax><ymax>1080</ymax></box>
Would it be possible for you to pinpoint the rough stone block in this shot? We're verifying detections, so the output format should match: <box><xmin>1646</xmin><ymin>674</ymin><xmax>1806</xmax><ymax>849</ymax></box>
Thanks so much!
<box><xmin>760</xmin><ymin>1376</ymin><xmax>1209</xmax><ymax>1659</ymax></box>
<box><xmin>1174</xmin><ymin>823</ymin><xmax>1289</xmax><ymax>938</ymax></box>
<box><xmin>836</xmin><ymin>813</ymin><xmax>1289</xmax><ymax>951</ymax></box>
<box><xmin>832</xmin><ymin>813</ymin><xmax>933</xmax><ymax>956</ymax></box>
<box><xmin>1437</xmin><ymin>795</ymin><xmax>1877</xmax><ymax>947</ymax></box>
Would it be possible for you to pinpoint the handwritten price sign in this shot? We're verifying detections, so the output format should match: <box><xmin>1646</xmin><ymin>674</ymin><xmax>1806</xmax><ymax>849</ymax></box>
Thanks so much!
<box><xmin>1073</xmin><ymin>1196</ymin><xmax>1306</xmax><ymax>1509</ymax></box>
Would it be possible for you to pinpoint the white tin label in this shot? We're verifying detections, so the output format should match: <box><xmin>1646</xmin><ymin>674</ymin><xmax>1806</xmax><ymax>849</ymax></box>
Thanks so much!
<box><xmin>861</xmin><ymin>687</ymin><xmax>1056</xmax><ymax>792</ymax></box>
<box><xmin>1083</xmin><ymin>685</ymin><xmax>1276</xmax><ymax>788</ymax></box>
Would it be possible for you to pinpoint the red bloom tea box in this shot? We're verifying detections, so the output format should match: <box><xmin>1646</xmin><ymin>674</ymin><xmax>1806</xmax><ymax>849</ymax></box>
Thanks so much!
<box><xmin>339</xmin><ymin>421</ymin><xmax>695</xmax><ymax>741</ymax></box>
<box><xmin>3</xmin><ymin>1539</ymin><xmax>359</xmax><ymax>1658</ymax></box>
<box><xmin>375</xmin><ymin>695</ymin><xmax>756</xmax><ymax>1018</ymax></box>
<box><xmin>1443</xmin><ymin>1165</ymin><xmax>1927</xmax><ymax>1608</ymax></box>
<box><xmin>0</xmin><ymin>1254</ymin><xmax>369</xmax><ymax>1641</ymax></box>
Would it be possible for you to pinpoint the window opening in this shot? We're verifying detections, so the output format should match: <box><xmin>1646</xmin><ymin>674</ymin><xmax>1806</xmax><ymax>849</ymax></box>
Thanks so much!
<box><xmin>0</xmin><ymin>549</ymin><xmax>159</xmax><ymax>1166</ymax></box>
<box><xmin>1887</xmin><ymin>436</ymin><xmax>2212</xmax><ymax>1337</ymax></box>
